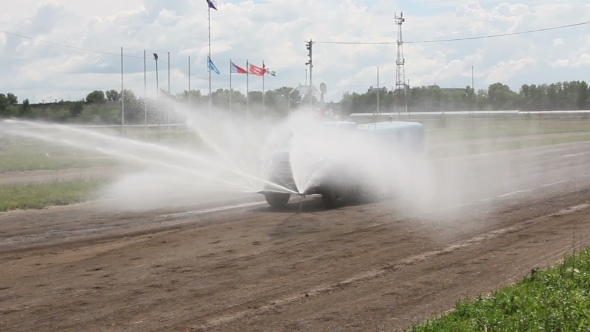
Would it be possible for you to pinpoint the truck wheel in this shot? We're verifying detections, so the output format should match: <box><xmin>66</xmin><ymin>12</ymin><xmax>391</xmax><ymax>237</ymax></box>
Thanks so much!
<box><xmin>264</xmin><ymin>192</ymin><xmax>291</xmax><ymax>209</ymax></box>
<box><xmin>322</xmin><ymin>184</ymin><xmax>349</xmax><ymax>208</ymax></box>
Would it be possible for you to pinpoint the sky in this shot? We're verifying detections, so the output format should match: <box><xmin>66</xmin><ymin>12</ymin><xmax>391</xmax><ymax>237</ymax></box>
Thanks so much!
<box><xmin>0</xmin><ymin>0</ymin><xmax>589</xmax><ymax>103</ymax></box>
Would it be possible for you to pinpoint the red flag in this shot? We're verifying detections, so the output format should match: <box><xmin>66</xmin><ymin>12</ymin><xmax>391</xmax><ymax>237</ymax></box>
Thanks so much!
<box><xmin>249</xmin><ymin>63</ymin><xmax>266</xmax><ymax>76</ymax></box>
<box><xmin>230</xmin><ymin>61</ymin><xmax>247</xmax><ymax>74</ymax></box>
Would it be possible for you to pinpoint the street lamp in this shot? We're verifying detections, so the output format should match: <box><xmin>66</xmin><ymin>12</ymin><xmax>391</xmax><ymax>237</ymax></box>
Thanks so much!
<box><xmin>153</xmin><ymin>53</ymin><xmax>159</xmax><ymax>97</ymax></box>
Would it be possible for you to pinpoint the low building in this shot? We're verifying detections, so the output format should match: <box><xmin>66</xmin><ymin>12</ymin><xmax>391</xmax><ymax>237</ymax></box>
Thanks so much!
<box><xmin>367</xmin><ymin>86</ymin><xmax>388</xmax><ymax>93</ymax></box>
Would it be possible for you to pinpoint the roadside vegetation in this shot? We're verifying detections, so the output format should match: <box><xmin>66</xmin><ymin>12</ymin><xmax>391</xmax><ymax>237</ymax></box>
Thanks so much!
<box><xmin>408</xmin><ymin>248</ymin><xmax>590</xmax><ymax>331</ymax></box>
<box><xmin>428</xmin><ymin>132</ymin><xmax>590</xmax><ymax>159</ymax></box>
<box><xmin>1</xmin><ymin>79</ymin><xmax>590</xmax><ymax>124</ymax></box>
<box><xmin>0</xmin><ymin>179</ymin><xmax>108</xmax><ymax>211</ymax></box>
<box><xmin>0</xmin><ymin>144</ymin><xmax>118</xmax><ymax>172</ymax></box>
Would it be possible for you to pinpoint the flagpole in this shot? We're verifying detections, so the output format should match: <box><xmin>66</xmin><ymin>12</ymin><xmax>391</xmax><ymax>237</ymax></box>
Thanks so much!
<box><xmin>246</xmin><ymin>60</ymin><xmax>249</xmax><ymax>118</ymax></box>
<box><xmin>188</xmin><ymin>56</ymin><xmax>191</xmax><ymax>110</ymax></box>
<box><xmin>262</xmin><ymin>60</ymin><xmax>265</xmax><ymax>119</ymax></box>
<box><xmin>121</xmin><ymin>47</ymin><xmax>124</xmax><ymax>136</ymax></box>
<box><xmin>229</xmin><ymin>59</ymin><xmax>232</xmax><ymax>117</ymax></box>
<box><xmin>144</xmin><ymin>50</ymin><xmax>147</xmax><ymax>128</ymax></box>
<box><xmin>208</xmin><ymin>4</ymin><xmax>212</xmax><ymax>117</ymax></box>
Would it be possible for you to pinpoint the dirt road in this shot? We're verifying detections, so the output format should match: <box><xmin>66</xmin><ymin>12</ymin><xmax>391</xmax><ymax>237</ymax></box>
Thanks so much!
<box><xmin>1</xmin><ymin>141</ymin><xmax>590</xmax><ymax>331</ymax></box>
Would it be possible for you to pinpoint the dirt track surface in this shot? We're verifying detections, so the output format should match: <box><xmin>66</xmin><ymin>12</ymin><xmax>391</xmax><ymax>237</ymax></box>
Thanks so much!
<box><xmin>1</xmin><ymin>141</ymin><xmax>590</xmax><ymax>331</ymax></box>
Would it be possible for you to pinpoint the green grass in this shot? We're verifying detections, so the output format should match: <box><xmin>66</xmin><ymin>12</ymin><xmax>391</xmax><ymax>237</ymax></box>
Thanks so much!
<box><xmin>0</xmin><ymin>179</ymin><xmax>108</xmax><ymax>211</ymax></box>
<box><xmin>428</xmin><ymin>133</ymin><xmax>590</xmax><ymax>159</ymax></box>
<box><xmin>425</xmin><ymin>119</ymin><xmax>590</xmax><ymax>142</ymax></box>
<box><xmin>0</xmin><ymin>129</ymin><xmax>208</xmax><ymax>172</ymax></box>
<box><xmin>0</xmin><ymin>143</ymin><xmax>119</xmax><ymax>172</ymax></box>
<box><xmin>408</xmin><ymin>248</ymin><xmax>590</xmax><ymax>332</ymax></box>
<box><xmin>0</xmin><ymin>153</ymin><xmax>118</xmax><ymax>173</ymax></box>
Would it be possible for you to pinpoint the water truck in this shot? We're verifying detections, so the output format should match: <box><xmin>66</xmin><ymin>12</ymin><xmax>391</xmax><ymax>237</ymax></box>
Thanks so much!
<box><xmin>258</xmin><ymin>119</ymin><xmax>426</xmax><ymax>209</ymax></box>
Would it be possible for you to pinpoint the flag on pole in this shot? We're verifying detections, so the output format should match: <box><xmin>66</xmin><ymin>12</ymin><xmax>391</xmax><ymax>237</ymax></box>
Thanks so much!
<box><xmin>206</xmin><ymin>0</ymin><xmax>217</xmax><ymax>10</ymax></box>
<box><xmin>208</xmin><ymin>56</ymin><xmax>220</xmax><ymax>74</ymax></box>
<box><xmin>230</xmin><ymin>61</ymin><xmax>247</xmax><ymax>74</ymax></box>
<box><xmin>249</xmin><ymin>63</ymin><xmax>266</xmax><ymax>76</ymax></box>
<box><xmin>262</xmin><ymin>62</ymin><xmax>276</xmax><ymax>76</ymax></box>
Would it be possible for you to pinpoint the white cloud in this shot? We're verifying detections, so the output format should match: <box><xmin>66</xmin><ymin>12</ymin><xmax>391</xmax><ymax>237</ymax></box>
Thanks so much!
<box><xmin>0</xmin><ymin>0</ymin><xmax>590</xmax><ymax>103</ymax></box>
<box><xmin>577</xmin><ymin>53</ymin><xmax>590</xmax><ymax>67</ymax></box>
<box><xmin>485</xmin><ymin>56</ymin><xmax>536</xmax><ymax>84</ymax></box>
<box><xmin>551</xmin><ymin>59</ymin><xmax>570</xmax><ymax>68</ymax></box>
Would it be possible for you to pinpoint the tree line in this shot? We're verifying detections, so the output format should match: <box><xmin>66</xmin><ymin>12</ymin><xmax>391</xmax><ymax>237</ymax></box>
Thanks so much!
<box><xmin>1</xmin><ymin>80</ymin><xmax>589</xmax><ymax>124</ymax></box>
<box><xmin>0</xmin><ymin>87</ymin><xmax>311</xmax><ymax>125</ymax></box>
<box><xmin>342</xmin><ymin>80</ymin><xmax>590</xmax><ymax>114</ymax></box>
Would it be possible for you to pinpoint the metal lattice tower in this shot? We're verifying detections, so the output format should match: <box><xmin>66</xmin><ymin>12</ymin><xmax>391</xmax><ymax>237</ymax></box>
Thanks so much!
<box><xmin>395</xmin><ymin>12</ymin><xmax>406</xmax><ymax>111</ymax></box>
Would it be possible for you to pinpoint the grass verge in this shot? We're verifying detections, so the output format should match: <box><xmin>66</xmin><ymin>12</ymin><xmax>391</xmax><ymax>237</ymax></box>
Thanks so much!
<box><xmin>0</xmin><ymin>144</ymin><xmax>119</xmax><ymax>173</ymax></box>
<box><xmin>408</xmin><ymin>248</ymin><xmax>590</xmax><ymax>331</ymax></box>
<box><xmin>0</xmin><ymin>179</ymin><xmax>108</xmax><ymax>211</ymax></box>
<box><xmin>428</xmin><ymin>133</ymin><xmax>590</xmax><ymax>159</ymax></box>
<box><xmin>0</xmin><ymin>154</ymin><xmax>118</xmax><ymax>173</ymax></box>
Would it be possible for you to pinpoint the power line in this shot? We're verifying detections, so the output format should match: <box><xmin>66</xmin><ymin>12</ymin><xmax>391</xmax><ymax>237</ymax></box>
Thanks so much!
<box><xmin>0</xmin><ymin>30</ymin><xmax>144</xmax><ymax>58</ymax></box>
<box><xmin>315</xmin><ymin>21</ymin><xmax>590</xmax><ymax>45</ymax></box>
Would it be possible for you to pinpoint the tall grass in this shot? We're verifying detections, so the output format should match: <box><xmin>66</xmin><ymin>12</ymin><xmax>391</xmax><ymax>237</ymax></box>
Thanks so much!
<box><xmin>0</xmin><ymin>179</ymin><xmax>107</xmax><ymax>211</ymax></box>
<box><xmin>409</xmin><ymin>248</ymin><xmax>590</xmax><ymax>331</ymax></box>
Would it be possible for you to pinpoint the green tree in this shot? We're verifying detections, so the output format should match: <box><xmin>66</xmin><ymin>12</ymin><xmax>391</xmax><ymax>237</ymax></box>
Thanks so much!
<box><xmin>488</xmin><ymin>82</ymin><xmax>517</xmax><ymax>110</ymax></box>
<box><xmin>120</xmin><ymin>89</ymin><xmax>146</xmax><ymax>124</ymax></box>
<box><xmin>86</xmin><ymin>90</ymin><xmax>106</xmax><ymax>103</ymax></box>
<box><xmin>4</xmin><ymin>105</ymin><xmax>19</xmax><ymax>117</ymax></box>
<box><xmin>20</xmin><ymin>99</ymin><xmax>31</xmax><ymax>118</ymax></box>
<box><xmin>0</xmin><ymin>93</ymin><xmax>7</xmax><ymax>114</ymax></box>
<box><xmin>106</xmin><ymin>89</ymin><xmax>120</xmax><ymax>101</ymax></box>
<box><xmin>69</xmin><ymin>101</ymin><xmax>84</xmax><ymax>118</ymax></box>
<box><xmin>578</xmin><ymin>81</ymin><xmax>589</xmax><ymax>110</ymax></box>
<box><xmin>6</xmin><ymin>93</ymin><xmax>17</xmax><ymax>105</ymax></box>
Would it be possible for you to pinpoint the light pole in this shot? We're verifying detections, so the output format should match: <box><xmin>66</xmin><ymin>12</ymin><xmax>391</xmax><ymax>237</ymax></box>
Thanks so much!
<box><xmin>305</xmin><ymin>39</ymin><xmax>313</xmax><ymax>111</ymax></box>
<box><xmin>153</xmin><ymin>53</ymin><xmax>159</xmax><ymax>97</ymax></box>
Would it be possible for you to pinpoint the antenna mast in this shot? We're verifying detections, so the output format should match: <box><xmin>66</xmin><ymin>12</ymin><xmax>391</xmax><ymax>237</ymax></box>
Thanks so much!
<box><xmin>395</xmin><ymin>12</ymin><xmax>406</xmax><ymax>114</ymax></box>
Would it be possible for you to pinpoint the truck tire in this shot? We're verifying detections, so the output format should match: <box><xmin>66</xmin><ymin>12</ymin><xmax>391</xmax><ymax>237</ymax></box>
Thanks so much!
<box><xmin>322</xmin><ymin>184</ymin><xmax>350</xmax><ymax>208</ymax></box>
<box><xmin>264</xmin><ymin>192</ymin><xmax>291</xmax><ymax>209</ymax></box>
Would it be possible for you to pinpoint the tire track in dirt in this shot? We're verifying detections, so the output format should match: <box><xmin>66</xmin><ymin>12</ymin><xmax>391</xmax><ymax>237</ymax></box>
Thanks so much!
<box><xmin>193</xmin><ymin>200</ymin><xmax>590</xmax><ymax>331</ymax></box>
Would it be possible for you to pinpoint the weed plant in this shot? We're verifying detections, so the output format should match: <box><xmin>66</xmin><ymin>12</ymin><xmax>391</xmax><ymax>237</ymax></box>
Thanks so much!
<box><xmin>0</xmin><ymin>179</ymin><xmax>107</xmax><ymax>211</ymax></box>
<box><xmin>409</xmin><ymin>248</ymin><xmax>590</xmax><ymax>331</ymax></box>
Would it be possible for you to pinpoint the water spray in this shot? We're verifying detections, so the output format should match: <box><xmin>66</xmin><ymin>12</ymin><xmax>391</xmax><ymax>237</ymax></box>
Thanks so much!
<box><xmin>298</xmin><ymin>194</ymin><xmax>305</xmax><ymax>214</ymax></box>
<box><xmin>3</xmin><ymin>119</ymin><xmax>298</xmax><ymax>195</ymax></box>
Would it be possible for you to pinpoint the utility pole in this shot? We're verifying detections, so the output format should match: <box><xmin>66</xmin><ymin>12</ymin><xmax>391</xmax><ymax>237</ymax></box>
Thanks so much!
<box><xmin>144</xmin><ymin>50</ymin><xmax>147</xmax><ymax>128</ymax></box>
<box><xmin>305</xmin><ymin>39</ymin><xmax>313</xmax><ymax>111</ymax></box>
<box><xmin>471</xmin><ymin>66</ymin><xmax>474</xmax><ymax>91</ymax></box>
<box><xmin>167</xmin><ymin>52</ymin><xmax>171</xmax><ymax>95</ymax></box>
<box><xmin>167</xmin><ymin>51</ymin><xmax>171</xmax><ymax>124</ymax></box>
<box><xmin>406</xmin><ymin>79</ymin><xmax>409</xmax><ymax>114</ymax></box>
<box><xmin>188</xmin><ymin>56</ymin><xmax>191</xmax><ymax>110</ymax></box>
<box><xmin>471</xmin><ymin>66</ymin><xmax>474</xmax><ymax>115</ymax></box>
<box><xmin>376</xmin><ymin>66</ymin><xmax>380</xmax><ymax>117</ymax></box>
<box><xmin>395</xmin><ymin>12</ymin><xmax>406</xmax><ymax>115</ymax></box>
<box><xmin>121</xmin><ymin>47</ymin><xmax>124</xmax><ymax>136</ymax></box>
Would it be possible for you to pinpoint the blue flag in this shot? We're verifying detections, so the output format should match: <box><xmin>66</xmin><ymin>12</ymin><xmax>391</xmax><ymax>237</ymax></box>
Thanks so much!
<box><xmin>208</xmin><ymin>56</ymin><xmax>220</xmax><ymax>74</ymax></box>
<box><xmin>206</xmin><ymin>0</ymin><xmax>217</xmax><ymax>10</ymax></box>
